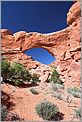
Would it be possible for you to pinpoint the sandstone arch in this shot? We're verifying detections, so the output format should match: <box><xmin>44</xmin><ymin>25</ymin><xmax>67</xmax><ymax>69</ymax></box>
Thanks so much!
<box><xmin>1</xmin><ymin>1</ymin><xmax>81</xmax><ymax>87</ymax></box>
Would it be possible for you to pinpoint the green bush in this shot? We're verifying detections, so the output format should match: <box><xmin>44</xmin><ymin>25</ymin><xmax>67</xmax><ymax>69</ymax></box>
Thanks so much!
<box><xmin>67</xmin><ymin>87</ymin><xmax>81</xmax><ymax>98</ymax></box>
<box><xmin>1</xmin><ymin>59</ymin><xmax>40</xmax><ymax>86</ymax></box>
<box><xmin>74</xmin><ymin>108</ymin><xmax>81</xmax><ymax>119</ymax></box>
<box><xmin>31</xmin><ymin>73</ymin><xmax>40</xmax><ymax>84</ymax></box>
<box><xmin>35</xmin><ymin>100</ymin><xmax>59</xmax><ymax>120</ymax></box>
<box><xmin>1</xmin><ymin>104</ymin><xmax>8</xmax><ymax>121</ymax></box>
<box><xmin>1</xmin><ymin>60</ymin><xmax>10</xmax><ymax>81</ymax></box>
<box><xmin>14</xmin><ymin>79</ymin><xmax>22</xmax><ymax>86</ymax></box>
<box><xmin>9</xmin><ymin>62</ymin><xmax>31</xmax><ymax>85</ymax></box>
<box><xmin>50</xmin><ymin>68</ymin><xmax>63</xmax><ymax>84</ymax></box>
<box><xmin>30</xmin><ymin>88</ymin><xmax>39</xmax><ymax>94</ymax></box>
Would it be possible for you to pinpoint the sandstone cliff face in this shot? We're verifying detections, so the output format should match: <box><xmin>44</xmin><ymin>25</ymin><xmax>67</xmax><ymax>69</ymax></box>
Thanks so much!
<box><xmin>1</xmin><ymin>1</ymin><xmax>81</xmax><ymax>87</ymax></box>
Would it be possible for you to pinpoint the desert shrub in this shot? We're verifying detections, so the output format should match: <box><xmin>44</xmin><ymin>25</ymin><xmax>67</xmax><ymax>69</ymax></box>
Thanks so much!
<box><xmin>31</xmin><ymin>73</ymin><xmax>40</xmax><ymax>84</ymax></box>
<box><xmin>52</xmin><ymin>92</ymin><xmax>62</xmax><ymax>100</ymax></box>
<box><xmin>30</xmin><ymin>88</ymin><xmax>39</xmax><ymax>94</ymax></box>
<box><xmin>50</xmin><ymin>68</ymin><xmax>63</xmax><ymax>84</ymax></box>
<box><xmin>1</xmin><ymin>59</ymin><xmax>40</xmax><ymax>86</ymax></box>
<box><xmin>8</xmin><ymin>113</ymin><xmax>24</xmax><ymax>121</ymax></box>
<box><xmin>67</xmin><ymin>87</ymin><xmax>81</xmax><ymax>98</ymax></box>
<box><xmin>74</xmin><ymin>108</ymin><xmax>81</xmax><ymax>119</ymax></box>
<box><xmin>1</xmin><ymin>59</ymin><xmax>10</xmax><ymax>81</ymax></box>
<box><xmin>13</xmin><ymin>79</ymin><xmax>22</xmax><ymax>86</ymax></box>
<box><xmin>1</xmin><ymin>104</ymin><xmax>24</xmax><ymax>121</ymax></box>
<box><xmin>51</xmin><ymin>83</ymin><xmax>64</xmax><ymax>91</ymax></box>
<box><xmin>1</xmin><ymin>104</ymin><xmax>8</xmax><ymax>121</ymax></box>
<box><xmin>35</xmin><ymin>100</ymin><xmax>59</xmax><ymax>120</ymax></box>
<box><xmin>9</xmin><ymin>62</ymin><xmax>31</xmax><ymax>85</ymax></box>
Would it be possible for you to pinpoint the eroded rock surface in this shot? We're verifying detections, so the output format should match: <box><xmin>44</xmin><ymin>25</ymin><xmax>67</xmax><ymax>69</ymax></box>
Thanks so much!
<box><xmin>1</xmin><ymin>1</ymin><xmax>81</xmax><ymax>87</ymax></box>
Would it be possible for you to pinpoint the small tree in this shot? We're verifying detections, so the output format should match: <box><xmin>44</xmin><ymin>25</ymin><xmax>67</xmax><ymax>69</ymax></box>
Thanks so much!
<box><xmin>9</xmin><ymin>62</ymin><xmax>31</xmax><ymax>85</ymax></box>
<box><xmin>1</xmin><ymin>60</ymin><xmax>10</xmax><ymax>81</ymax></box>
<box><xmin>50</xmin><ymin>68</ymin><xmax>63</xmax><ymax>84</ymax></box>
<box><xmin>35</xmin><ymin>100</ymin><xmax>59</xmax><ymax>120</ymax></box>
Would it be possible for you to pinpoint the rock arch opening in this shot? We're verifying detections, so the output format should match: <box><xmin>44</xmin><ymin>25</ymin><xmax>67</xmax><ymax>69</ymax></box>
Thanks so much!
<box><xmin>24</xmin><ymin>47</ymin><xmax>56</xmax><ymax>65</ymax></box>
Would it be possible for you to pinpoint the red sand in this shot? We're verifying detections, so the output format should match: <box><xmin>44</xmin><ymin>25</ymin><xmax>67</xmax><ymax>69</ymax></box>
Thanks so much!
<box><xmin>2</xmin><ymin>83</ymin><xmax>80</xmax><ymax>121</ymax></box>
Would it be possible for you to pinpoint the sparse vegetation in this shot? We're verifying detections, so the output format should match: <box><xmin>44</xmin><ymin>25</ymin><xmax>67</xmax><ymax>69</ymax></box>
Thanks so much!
<box><xmin>1</xmin><ymin>59</ymin><xmax>40</xmax><ymax>86</ymax></box>
<box><xmin>8</xmin><ymin>113</ymin><xmax>24</xmax><ymax>121</ymax></box>
<box><xmin>31</xmin><ymin>73</ymin><xmax>40</xmax><ymax>85</ymax></box>
<box><xmin>9</xmin><ymin>62</ymin><xmax>31</xmax><ymax>85</ymax></box>
<box><xmin>1</xmin><ymin>59</ymin><xmax>10</xmax><ymax>81</ymax></box>
<box><xmin>1</xmin><ymin>104</ymin><xmax>8</xmax><ymax>121</ymax></box>
<box><xmin>30</xmin><ymin>88</ymin><xmax>39</xmax><ymax>94</ymax></box>
<box><xmin>50</xmin><ymin>67</ymin><xmax>63</xmax><ymax>84</ymax></box>
<box><xmin>51</xmin><ymin>83</ymin><xmax>64</xmax><ymax>91</ymax></box>
<box><xmin>74</xmin><ymin>108</ymin><xmax>81</xmax><ymax>119</ymax></box>
<box><xmin>67</xmin><ymin>87</ymin><xmax>81</xmax><ymax>98</ymax></box>
<box><xmin>1</xmin><ymin>104</ymin><xmax>24</xmax><ymax>121</ymax></box>
<box><xmin>35</xmin><ymin>100</ymin><xmax>59</xmax><ymax>120</ymax></box>
<box><xmin>52</xmin><ymin>91</ymin><xmax>62</xmax><ymax>100</ymax></box>
<box><xmin>1</xmin><ymin>57</ymin><xmax>81</xmax><ymax>121</ymax></box>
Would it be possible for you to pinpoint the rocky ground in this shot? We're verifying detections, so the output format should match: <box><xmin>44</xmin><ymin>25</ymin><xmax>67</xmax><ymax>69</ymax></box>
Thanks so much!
<box><xmin>1</xmin><ymin>65</ymin><xmax>81</xmax><ymax>121</ymax></box>
<box><xmin>1</xmin><ymin>82</ymin><xmax>80</xmax><ymax>121</ymax></box>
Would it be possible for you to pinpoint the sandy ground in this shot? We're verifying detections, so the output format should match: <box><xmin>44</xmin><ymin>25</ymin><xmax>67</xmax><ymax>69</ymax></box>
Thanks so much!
<box><xmin>1</xmin><ymin>83</ymin><xmax>81</xmax><ymax>121</ymax></box>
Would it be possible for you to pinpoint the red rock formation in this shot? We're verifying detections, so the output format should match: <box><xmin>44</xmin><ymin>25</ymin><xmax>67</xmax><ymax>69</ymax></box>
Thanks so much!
<box><xmin>1</xmin><ymin>1</ymin><xmax>81</xmax><ymax>87</ymax></box>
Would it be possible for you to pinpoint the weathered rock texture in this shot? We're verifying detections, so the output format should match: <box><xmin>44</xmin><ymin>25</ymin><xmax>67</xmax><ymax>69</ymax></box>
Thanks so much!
<box><xmin>1</xmin><ymin>1</ymin><xmax>81</xmax><ymax>87</ymax></box>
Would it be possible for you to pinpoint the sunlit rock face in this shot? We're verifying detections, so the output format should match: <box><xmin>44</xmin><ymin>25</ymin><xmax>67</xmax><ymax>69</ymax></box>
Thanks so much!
<box><xmin>1</xmin><ymin>1</ymin><xmax>81</xmax><ymax>87</ymax></box>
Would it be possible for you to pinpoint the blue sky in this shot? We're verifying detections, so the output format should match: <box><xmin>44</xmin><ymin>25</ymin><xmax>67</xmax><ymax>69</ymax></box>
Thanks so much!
<box><xmin>24</xmin><ymin>48</ymin><xmax>56</xmax><ymax>64</ymax></box>
<box><xmin>1</xmin><ymin>1</ymin><xmax>73</xmax><ymax>64</ymax></box>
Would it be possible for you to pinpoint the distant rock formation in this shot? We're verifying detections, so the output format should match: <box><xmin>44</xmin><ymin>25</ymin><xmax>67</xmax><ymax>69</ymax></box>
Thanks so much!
<box><xmin>1</xmin><ymin>1</ymin><xmax>81</xmax><ymax>87</ymax></box>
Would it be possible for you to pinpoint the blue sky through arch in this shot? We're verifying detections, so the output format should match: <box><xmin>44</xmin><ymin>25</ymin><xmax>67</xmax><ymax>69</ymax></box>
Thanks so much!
<box><xmin>24</xmin><ymin>48</ymin><xmax>56</xmax><ymax>65</ymax></box>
